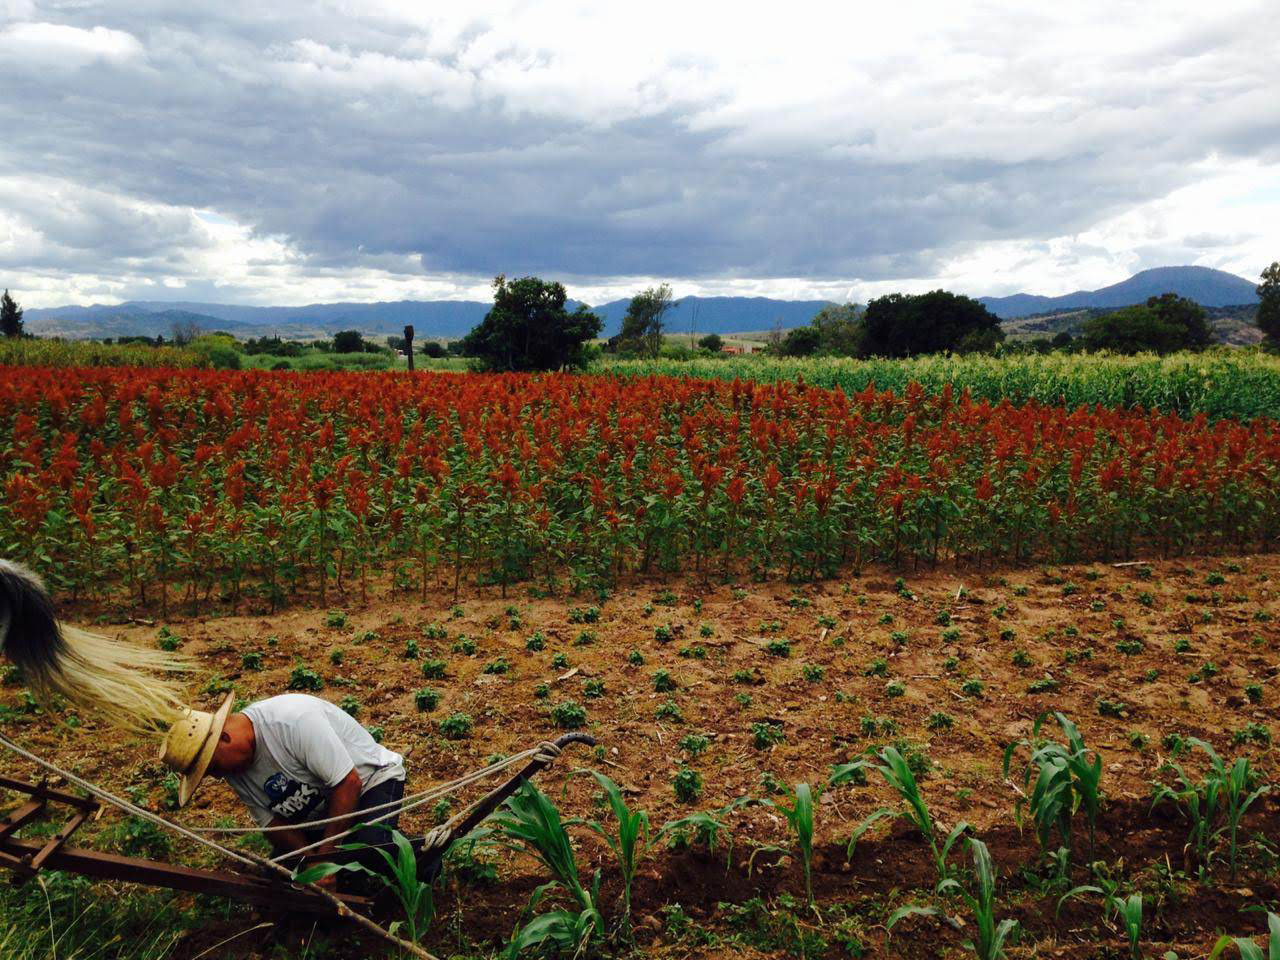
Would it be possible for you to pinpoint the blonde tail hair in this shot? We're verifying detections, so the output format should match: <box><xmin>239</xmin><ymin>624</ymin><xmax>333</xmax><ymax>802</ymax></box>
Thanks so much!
<box><xmin>0</xmin><ymin>560</ymin><xmax>191</xmax><ymax>735</ymax></box>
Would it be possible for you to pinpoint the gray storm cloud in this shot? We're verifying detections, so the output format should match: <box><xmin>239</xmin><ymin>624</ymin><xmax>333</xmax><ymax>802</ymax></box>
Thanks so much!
<box><xmin>0</xmin><ymin>2</ymin><xmax>1276</xmax><ymax>304</ymax></box>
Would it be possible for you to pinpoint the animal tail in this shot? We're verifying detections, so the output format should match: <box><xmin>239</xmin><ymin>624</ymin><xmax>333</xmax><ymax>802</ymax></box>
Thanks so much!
<box><xmin>0</xmin><ymin>559</ymin><xmax>191</xmax><ymax>734</ymax></box>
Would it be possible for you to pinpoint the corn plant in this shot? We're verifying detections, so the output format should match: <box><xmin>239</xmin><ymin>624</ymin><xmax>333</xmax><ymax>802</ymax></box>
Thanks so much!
<box><xmin>491</xmin><ymin>782</ymin><xmax>603</xmax><ymax>955</ymax></box>
<box><xmin>1116</xmin><ymin>893</ymin><xmax>1143</xmax><ymax>960</ymax></box>
<box><xmin>574</xmin><ymin>770</ymin><xmax>648</xmax><ymax>939</ymax></box>
<box><xmin>1003</xmin><ymin>711</ymin><xmax>1102</xmax><ymax>856</ymax></box>
<box><xmin>1210</xmin><ymin>911</ymin><xmax>1280</xmax><ymax>960</ymax></box>
<box><xmin>1152</xmin><ymin>737</ymin><xmax>1269</xmax><ymax>878</ymax></box>
<box><xmin>571</xmin><ymin>771</ymin><xmax>749</xmax><ymax>939</ymax></box>
<box><xmin>842</xmin><ymin>747</ymin><xmax>969</xmax><ymax>883</ymax></box>
<box><xmin>887</xmin><ymin>837</ymin><xmax>1017</xmax><ymax>960</ymax></box>
<box><xmin>293</xmin><ymin>827</ymin><xmax>435</xmax><ymax>945</ymax></box>
<box><xmin>752</xmin><ymin>782</ymin><xmax>817</xmax><ymax>907</ymax></box>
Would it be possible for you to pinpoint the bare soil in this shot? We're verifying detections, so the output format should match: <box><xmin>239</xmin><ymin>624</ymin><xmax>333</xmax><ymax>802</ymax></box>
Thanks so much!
<box><xmin>2</xmin><ymin>553</ymin><xmax>1278</xmax><ymax>958</ymax></box>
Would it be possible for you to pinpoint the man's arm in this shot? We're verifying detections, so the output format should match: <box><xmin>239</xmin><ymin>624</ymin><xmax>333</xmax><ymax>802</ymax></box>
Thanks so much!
<box><xmin>308</xmin><ymin>767</ymin><xmax>362</xmax><ymax>861</ymax></box>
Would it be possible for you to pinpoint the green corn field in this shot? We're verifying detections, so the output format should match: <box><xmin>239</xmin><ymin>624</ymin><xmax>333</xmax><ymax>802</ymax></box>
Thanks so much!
<box><xmin>600</xmin><ymin>349</ymin><xmax>1280</xmax><ymax>421</ymax></box>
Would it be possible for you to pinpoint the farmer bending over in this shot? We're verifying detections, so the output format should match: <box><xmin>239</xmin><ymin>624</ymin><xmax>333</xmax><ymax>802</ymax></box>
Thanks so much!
<box><xmin>159</xmin><ymin>692</ymin><xmax>428</xmax><ymax>886</ymax></box>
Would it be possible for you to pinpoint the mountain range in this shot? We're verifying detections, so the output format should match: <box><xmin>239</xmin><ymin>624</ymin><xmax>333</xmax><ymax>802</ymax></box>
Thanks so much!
<box><xmin>21</xmin><ymin>266</ymin><xmax>1261</xmax><ymax>341</ymax></box>
<box><xmin>977</xmin><ymin>266</ymin><xmax>1258</xmax><ymax>319</ymax></box>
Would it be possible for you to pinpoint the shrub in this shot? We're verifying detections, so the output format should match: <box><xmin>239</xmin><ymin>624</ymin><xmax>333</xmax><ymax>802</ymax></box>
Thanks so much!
<box><xmin>414</xmin><ymin>688</ymin><xmax>441</xmax><ymax>712</ymax></box>
<box><xmin>241</xmin><ymin>651</ymin><xmax>263</xmax><ymax>670</ymax></box>
<box><xmin>752</xmin><ymin>721</ymin><xmax>785</xmax><ymax>749</ymax></box>
<box><xmin>421</xmin><ymin>659</ymin><xmax>447</xmax><ymax>679</ymax></box>
<box><xmin>288</xmin><ymin>666</ymin><xmax>323</xmax><ymax>691</ymax></box>
<box><xmin>440</xmin><ymin>711</ymin><xmax>473</xmax><ymax>739</ymax></box>
<box><xmin>673</xmin><ymin>767</ymin><xmax>703</xmax><ymax>803</ymax></box>
<box><xmin>551</xmin><ymin>700</ymin><xmax>587</xmax><ymax>729</ymax></box>
<box><xmin>655</xmin><ymin>699</ymin><xmax>684</xmax><ymax>723</ymax></box>
<box><xmin>338</xmin><ymin>695</ymin><xmax>360</xmax><ymax>717</ymax></box>
<box><xmin>652</xmin><ymin>670</ymin><xmax>676</xmax><ymax>693</ymax></box>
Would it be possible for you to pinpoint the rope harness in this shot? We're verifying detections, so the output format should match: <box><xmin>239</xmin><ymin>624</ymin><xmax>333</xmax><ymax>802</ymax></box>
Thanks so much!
<box><xmin>0</xmin><ymin>731</ymin><xmax>565</xmax><ymax>865</ymax></box>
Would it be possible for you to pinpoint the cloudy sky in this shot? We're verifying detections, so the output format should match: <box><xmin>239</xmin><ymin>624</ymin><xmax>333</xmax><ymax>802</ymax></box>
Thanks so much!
<box><xmin>1</xmin><ymin>1</ymin><xmax>1277</xmax><ymax>308</ymax></box>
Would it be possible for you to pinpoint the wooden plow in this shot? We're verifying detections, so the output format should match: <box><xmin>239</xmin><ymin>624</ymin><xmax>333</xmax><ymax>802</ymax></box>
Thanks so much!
<box><xmin>0</xmin><ymin>732</ymin><xmax>597</xmax><ymax>918</ymax></box>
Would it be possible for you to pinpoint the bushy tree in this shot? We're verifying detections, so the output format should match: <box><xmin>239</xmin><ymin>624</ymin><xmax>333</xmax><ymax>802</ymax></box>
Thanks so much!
<box><xmin>809</xmin><ymin>303</ymin><xmax>864</xmax><ymax>355</ymax></box>
<box><xmin>618</xmin><ymin>284</ymin><xmax>675</xmax><ymax>358</ymax></box>
<box><xmin>697</xmin><ymin>332</ymin><xmax>723</xmax><ymax>353</ymax></box>
<box><xmin>780</xmin><ymin>326</ymin><xmax>821</xmax><ymax>356</ymax></box>
<box><xmin>333</xmin><ymin>330</ymin><xmax>366</xmax><ymax>353</ymax></box>
<box><xmin>421</xmin><ymin>341</ymin><xmax>446</xmax><ymax>358</ymax></box>
<box><xmin>1258</xmin><ymin>261</ymin><xmax>1280</xmax><ymax>346</ymax></box>
<box><xmin>1081</xmin><ymin>294</ymin><xmax>1212</xmax><ymax>354</ymax></box>
<box><xmin>860</xmin><ymin>291</ymin><xmax>1002</xmax><ymax>357</ymax></box>
<box><xmin>1</xmin><ymin>289</ymin><xmax>24</xmax><ymax>338</ymax></box>
<box><xmin>462</xmin><ymin>275</ymin><xmax>601</xmax><ymax>371</ymax></box>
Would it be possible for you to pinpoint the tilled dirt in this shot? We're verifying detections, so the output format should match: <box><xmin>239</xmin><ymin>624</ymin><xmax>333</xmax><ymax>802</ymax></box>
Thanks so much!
<box><xmin>2</xmin><ymin>553</ymin><xmax>1277</xmax><ymax>958</ymax></box>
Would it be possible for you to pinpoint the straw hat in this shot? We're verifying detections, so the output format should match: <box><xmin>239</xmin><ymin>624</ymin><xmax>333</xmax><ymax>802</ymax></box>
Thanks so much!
<box><xmin>157</xmin><ymin>691</ymin><xmax>233</xmax><ymax>807</ymax></box>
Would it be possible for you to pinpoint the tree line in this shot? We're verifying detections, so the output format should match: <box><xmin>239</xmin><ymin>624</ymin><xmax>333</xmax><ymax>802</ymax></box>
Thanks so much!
<box><xmin>5</xmin><ymin>260</ymin><xmax>1280</xmax><ymax>368</ymax></box>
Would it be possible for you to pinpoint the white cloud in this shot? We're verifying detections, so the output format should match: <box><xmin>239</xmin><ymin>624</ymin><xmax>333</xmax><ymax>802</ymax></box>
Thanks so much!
<box><xmin>0</xmin><ymin>0</ymin><xmax>1277</xmax><ymax>307</ymax></box>
<box><xmin>0</xmin><ymin>21</ymin><xmax>142</xmax><ymax>67</ymax></box>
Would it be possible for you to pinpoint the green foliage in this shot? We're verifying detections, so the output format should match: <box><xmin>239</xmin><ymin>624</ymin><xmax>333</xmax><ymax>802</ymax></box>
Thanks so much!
<box><xmin>1259</xmin><ymin>261</ymin><xmax>1280</xmax><ymax>345</ymax></box>
<box><xmin>287</xmin><ymin>666</ymin><xmax>323</xmax><ymax>691</ymax></box>
<box><xmin>1081</xmin><ymin>295</ymin><xmax>1213</xmax><ymax>355</ymax></box>
<box><xmin>296</xmin><ymin>828</ymin><xmax>435</xmax><ymax>944</ymax></box>
<box><xmin>887</xmin><ymin>837</ymin><xmax>1018</xmax><ymax>960</ymax></box>
<box><xmin>551</xmin><ymin>700</ymin><xmax>587</xmax><ymax>729</ymax></box>
<box><xmin>617</xmin><ymin>284</ymin><xmax>675</xmax><ymax>358</ymax></box>
<box><xmin>672</xmin><ymin>767</ymin><xmax>703</xmax><ymax>803</ymax></box>
<box><xmin>439</xmin><ymin>711</ymin><xmax>473</xmax><ymax>739</ymax></box>
<box><xmin>751</xmin><ymin>720</ymin><xmax>785</xmax><ymax>749</ymax></box>
<box><xmin>462</xmin><ymin>275</ymin><xmax>602</xmax><ymax>372</ymax></box>
<box><xmin>599</xmin><ymin>350</ymin><xmax>1280</xmax><ymax>421</ymax></box>
<box><xmin>493</xmin><ymin>782</ymin><xmax>603</xmax><ymax>958</ymax></box>
<box><xmin>861</xmin><ymin>290</ymin><xmax>1003</xmax><ymax>357</ymax></box>
<box><xmin>758</xmin><ymin>783</ymin><xmax>818</xmax><ymax>905</ymax></box>
<box><xmin>414</xmin><ymin>687</ymin><xmax>441</xmax><ymax>712</ymax></box>
<box><xmin>1209</xmin><ymin>910</ymin><xmax>1280</xmax><ymax>960</ymax></box>
<box><xmin>851</xmin><ymin>745</ymin><xmax>969</xmax><ymax>882</ymax></box>
<box><xmin>1003</xmin><ymin>711</ymin><xmax>1103</xmax><ymax>857</ymax></box>
<box><xmin>1152</xmin><ymin>737</ymin><xmax>1270</xmax><ymax>877</ymax></box>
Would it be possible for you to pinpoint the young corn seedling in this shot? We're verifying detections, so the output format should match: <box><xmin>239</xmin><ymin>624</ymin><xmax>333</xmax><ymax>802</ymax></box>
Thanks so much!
<box><xmin>573</xmin><ymin>771</ymin><xmax>749</xmax><ymax>938</ymax></box>
<box><xmin>843</xmin><ymin>746</ymin><xmax>969</xmax><ymax>884</ymax></box>
<box><xmin>491</xmin><ymin>781</ymin><xmax>603</xmax><ymax>952</ymax></box>
<box><xmin>574</xmin><ymin>770</ymin><xmax>648</xmax><ymax>939</ymax></box>
<box><xmin>1153</xmin><ymin>737</ymin><xmax>1269</xmax><ymax>878</ymax></box>
<box><xmin>1117</xmin><ymin>893</ymin><xmax>1143</xmax><ymax>960</ymax></box>
<box><xmin>1210</xmin><ymin>910</ymin><xmax>1280</xmax><ymax>960</ymax></box>
<box><xmin>294</xmin><ymin>827</ymin><xmax>435</xmax><ymax>945</ymax></box>
<box><xmin>887</xmin><ymin>837</ymin><xmax>1018</xmax><ymax>960</ymax></box>
<box><xmin>752</xmin><ymin>782</ymin><xmax>818</xmax><ymax>907</ymax></box>
<box><xmin>1003</xmin><ymin>711</ymin><xmax>1102</xmax><ymax>858</ymax></box>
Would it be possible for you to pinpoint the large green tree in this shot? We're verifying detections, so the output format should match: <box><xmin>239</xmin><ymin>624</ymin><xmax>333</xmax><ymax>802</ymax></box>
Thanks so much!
<box><xmin>860</xmin><ymin>290</ymin><xmax>1002</xmax><ymax>357</ymax></box>
<box><xmin>462</xmin><ymin>275</ymin><xmax>601</xmax><ymax>371</ymax></box>
<box><xmin>809</xmin><ymin>302</ymin><xmax>864</xmax><ymax>355</ymax></box>
<box><xmin>0</xmin><ymin>289</ymin><xmax>23</xmax><ymax>338</ymax></box>
<box><xmin>1080</xmin><ymin>294</ymin><xmax>1212</xmax><ymax>355</ymax></box>
<box><xmin>618</xmin><ymin>283</ymin><xmax>675</xmax><ymax>358</ymax></box>
<box><xmin>1258</xmin><ymin>261</ymin><xmax>1280</xmax><ymax>346</ymax></box>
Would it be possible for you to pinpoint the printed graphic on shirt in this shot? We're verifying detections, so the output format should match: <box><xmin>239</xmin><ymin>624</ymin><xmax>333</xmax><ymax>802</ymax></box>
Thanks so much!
<box><xmin>263</xmin><ymin>771</ymin><xmax>325</xmax><ymax>821</ymax></box>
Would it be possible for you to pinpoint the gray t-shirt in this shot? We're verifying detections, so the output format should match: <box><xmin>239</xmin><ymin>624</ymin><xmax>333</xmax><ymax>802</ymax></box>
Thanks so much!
<box><xmin>225</xmin><ymin>694</ymin><xmax>405</xmax><ymax>827</ymax></box>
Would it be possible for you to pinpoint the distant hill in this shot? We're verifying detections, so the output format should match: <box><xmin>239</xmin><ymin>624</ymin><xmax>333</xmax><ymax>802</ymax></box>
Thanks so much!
<box><xmin>24</xmin><ymin>295</ymin><xmax>833</xmax><ymax>341</ymax></box>
<box><xmin>22</xmin><ymin>266</ymin><xmax>1263</xmax><ymax>342</ymax></box>
<box><xmin>1003</xmin><ymin>303</ymin><xmax>1262</xmax><ymax>346</ymax></box>
<box><xmin>589</xmin><ymin>295</ymin><xmax>832</xmax><ymax>338</ymax></box>
<box><xmin>980</xmin><ymin>266</ymin><xmax>1259</xmax><ymax>319</ymax></box>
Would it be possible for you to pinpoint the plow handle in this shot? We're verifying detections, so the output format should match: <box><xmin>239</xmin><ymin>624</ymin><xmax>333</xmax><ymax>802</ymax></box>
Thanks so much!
<box><xmin>418</xmin><ymin>732</ymin><xmax>595</xmax><ymax>875</ymax></box>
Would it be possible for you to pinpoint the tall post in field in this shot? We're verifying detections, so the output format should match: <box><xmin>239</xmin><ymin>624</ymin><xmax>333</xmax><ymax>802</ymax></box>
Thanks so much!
<box><xmin>403</xmin><ymin>324</ymin><xmax>415</xmax><ymax>371</ymax></box>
